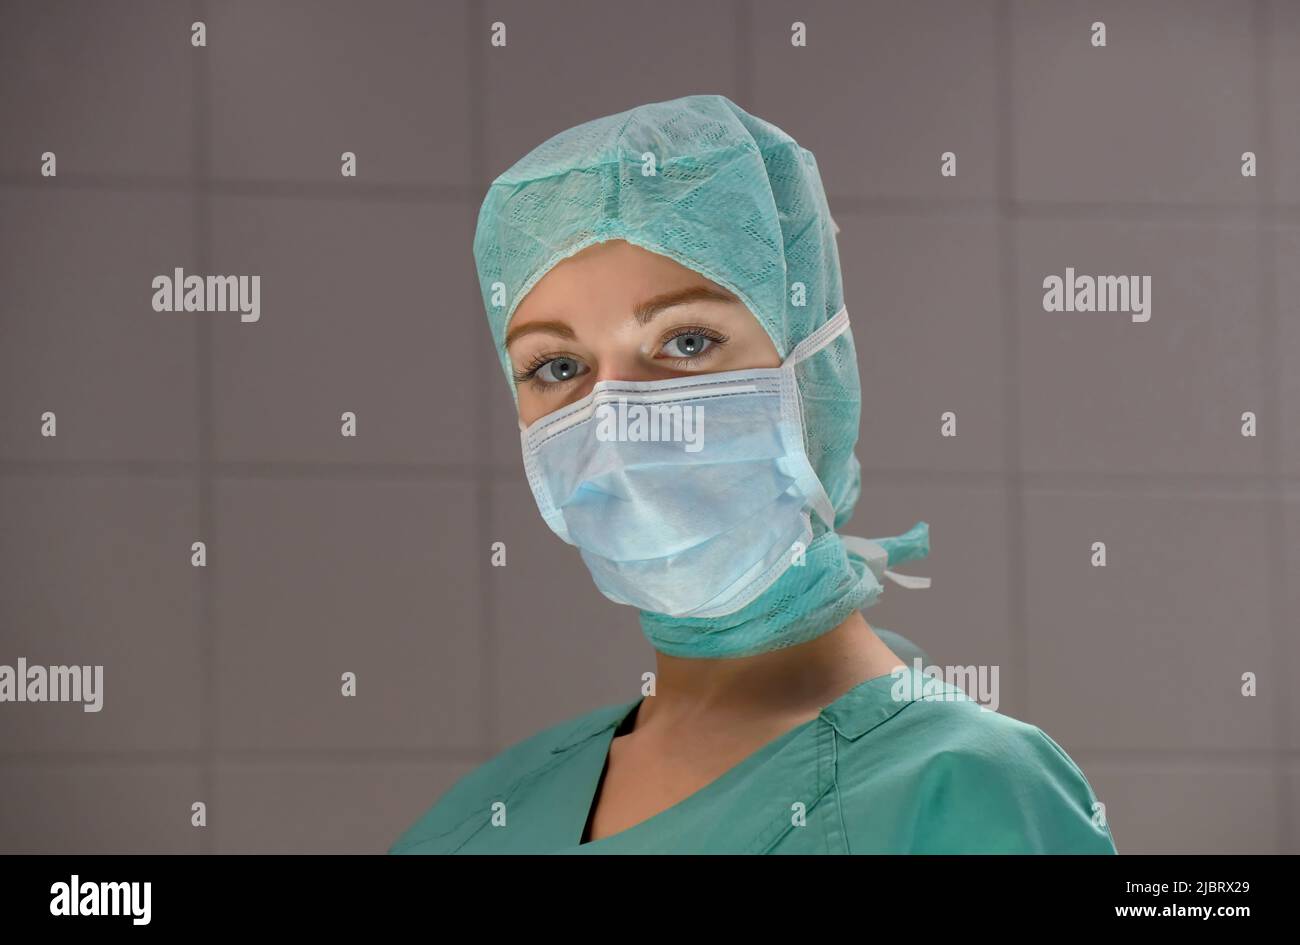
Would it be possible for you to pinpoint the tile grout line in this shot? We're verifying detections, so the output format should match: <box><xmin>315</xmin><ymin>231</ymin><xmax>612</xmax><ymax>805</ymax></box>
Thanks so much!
<box><xmin>737</xmin><ymin>0</ymin><xmax>752</xmax><ymax>102</ymax></box>
<box><xmin>5</xmin><ymin>745</ymin><xmax>1296</xmax><ymax>766</ymax></box>
<box><xmin>995</xmin><ymin>1</ymin><xmax>1028</xmax><ymax>719</ymax></box>
<box><xmin>11</xmin><ymin>174</ymin><xmax>1300</xmax><ymax>222</ymax></box>
<box><xmin>0</xmin><ymin>174</ymin><xmax>477</xmax><ymax>201</ymax></box>
<box><xmin>6</xmin><ymin>463</ymin><xmax>1297</xmax><ymax>491</ymax></box>
<box><xmin>1256</xmin><ymin>0</ymin><xmax>1292</xmax><ymax>855</ymax></box>
<box><xmin>192</xmin><ymin>0</ymin><xmax>214</xmax><ymax>856</ymax></box>
<box><xmin>468</xmin><ymin>0</ymin><xmax>496</xmax><ymax>758</ymax></box>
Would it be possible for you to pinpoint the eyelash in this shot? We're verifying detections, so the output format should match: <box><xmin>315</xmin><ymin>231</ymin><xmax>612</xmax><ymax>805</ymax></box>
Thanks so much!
<box><xmin>513</xmin><ymin>326</ymin><xmax>730</xmax><ymax>391</ymax></box>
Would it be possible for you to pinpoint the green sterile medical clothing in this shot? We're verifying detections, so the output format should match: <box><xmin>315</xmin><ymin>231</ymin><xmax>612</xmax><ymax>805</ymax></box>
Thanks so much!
<box><xmin>389</xmin><ymin>661</ymin><xmax>1117</xmax><ymax>855</ymax></box>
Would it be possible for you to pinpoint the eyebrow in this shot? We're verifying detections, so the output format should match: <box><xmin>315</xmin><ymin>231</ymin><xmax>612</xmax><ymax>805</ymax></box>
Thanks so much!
<box><xmin>633</xmin><ymin>284</ymin><xmax>738</xmax><ymax>325</ymax></box>
<box><xmin>503</xmin><ymin>284</ymin><xmax>738</xmax><ymax>350</ymax></box>
<box><xmin>503</xmin><ymin>319</ymin><xmax>576</xmax><ymax>350</ymax></box>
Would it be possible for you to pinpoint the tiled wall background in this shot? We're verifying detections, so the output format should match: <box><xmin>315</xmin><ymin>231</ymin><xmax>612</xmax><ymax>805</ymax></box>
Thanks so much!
<box><xmin>0</xmin><ymin>0</ymin><xmax>1295</xmax><ymax>854</ymax></box>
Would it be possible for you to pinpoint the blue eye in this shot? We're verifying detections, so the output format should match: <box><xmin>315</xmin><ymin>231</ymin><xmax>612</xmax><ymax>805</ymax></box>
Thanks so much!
<box><xmin>535</xmin><ymin>356</ymin><xmax>587</xmax><ymax>384</ymax></box>
<box><xmin>661</xmin><ymin>332</ymin><xmax>714</xmax><ymax>358</ymax></box>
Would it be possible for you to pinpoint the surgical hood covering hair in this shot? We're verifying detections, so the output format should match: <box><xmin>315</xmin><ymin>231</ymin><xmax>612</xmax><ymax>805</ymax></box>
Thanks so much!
<box><xmin>472</xmin><ymin>93</ymin><xmax>929</xmax><ymax>658</ymax></box>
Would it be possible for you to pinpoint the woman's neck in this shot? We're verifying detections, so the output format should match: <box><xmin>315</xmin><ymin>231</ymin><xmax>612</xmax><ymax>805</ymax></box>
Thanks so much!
<box><xmin>634</xmin><ymin>611</ymin><xmax>902</xmax><ymax>728</ymax></box>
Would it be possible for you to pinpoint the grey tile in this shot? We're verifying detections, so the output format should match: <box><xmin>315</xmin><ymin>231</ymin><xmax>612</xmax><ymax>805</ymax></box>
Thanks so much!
<box><xmin>0</xmin><ymin>478</ymin><xmax>201</xmax><ymax>753</ymax></box>
<box><xmin>487</xmin><ymin>479</ymin><xmax>646</xmax><ymax>752</ymax></box>
<box><xmin>841</xmin><ymin>479</ymin><xmax>1020</xmax><ymax>716</ymax></box>
<box><xmin>0</xmin><ymin>763</ymin><xmax>204</xmax><ymax>854</ymax></box>
<box><xmin>481</xmin><ymin>0</ymin><xmax>738</xmax><ymax>178</ymax></box>
<box><xmin>1011</xmin><ymin>0</ymin><xmax>1257</xmax><ymax>206</ymax></box>
<box><xmin>1285</xmin><ymin>490</ymin><xmax>1300</xmax><ymax>751</ymax></box>
<box><xmin>841</xmin><ymin>212</ymin><xmax>1007</xmax><ymax>472</ymax></box>
<box><xmin>0</xmin><ymin>190</ymin><xmax>199</xmax><ymax>462</ymax></box>
<box><xmin>213</xmin><ymin>479</ymin><xmax>481</xmax><ymax>751</ymax></box>
<box><xmin>1278</xmin><ymin>226</ymin><xmax>1300</xmax><ymax>473</ymax></box>
<box><xmin>1269</xmin><ymin>1</ymin><xmax>1300</xmax><ymax>205</ymax></box>
<box><xmin>1024</xmin><ymin>491</ymin><xmax>1276</xmax><ymax>752</ymax></box>
<box><xmin>212</xmin><ymin>760</ymin><xmax>476</xmax><ymax>853</ymax></box>
<box><xmin>753</xmin><ymin>0</ymin><xmax>998</xmax><ymax>202</ymax></box>
<box><xmin>486</xmin><ymin>364</ymin><xmax>526</xmax><ymax>476</ymax></box>
<box><xmin>0</xmin><ymin>1</ymin><xmax>196</xmax><ymax>178</ymax></box>
<box><xmin>206</xmin><ymin>0</ymin><xmax>471</xmax><ymax>186</ymax></box>
<box><xmin>1016</xmin><ymin>219</ymin><xmax>1266</xmax><ymax>475</ymax></box>
<box><xmin>1288</xmin><ymin>765</ymin><xmax>1300</xmax><ymax>854</ymax></box>
<box><xmin>1076</xmin><ymin>760</ymin><xmax>1279</xmax><ymax>854</ymax></box>
<box><xmin>208</xmin><ymin>196</ymin><xmax>481</xmax><ymax>464</ymax></box>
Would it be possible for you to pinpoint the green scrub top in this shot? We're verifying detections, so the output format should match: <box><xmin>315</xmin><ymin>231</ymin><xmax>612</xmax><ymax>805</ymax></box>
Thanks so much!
<box><xmin>389</xmin><ymin>654</ymin><xmax>1117</xmax><ymax>855</ymax></box>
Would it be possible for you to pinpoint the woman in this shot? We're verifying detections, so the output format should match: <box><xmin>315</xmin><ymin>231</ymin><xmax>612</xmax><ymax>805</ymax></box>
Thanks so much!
<box><xmin>390</xmin><ymin>94</ymin><xmax>1117</xmax><ymax>854</ymax></box>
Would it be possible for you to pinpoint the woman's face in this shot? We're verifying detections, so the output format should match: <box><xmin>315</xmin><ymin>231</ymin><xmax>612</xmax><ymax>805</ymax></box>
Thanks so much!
<box><xmin>505</xmin><ymin>239</ymin><xmax>782</xmax><ymax>426</ymax></box>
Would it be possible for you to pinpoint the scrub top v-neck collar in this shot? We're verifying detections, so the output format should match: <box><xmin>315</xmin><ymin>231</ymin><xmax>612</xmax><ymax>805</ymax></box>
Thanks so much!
<box><xmin>544</xmin><ymin>668</ymin><xmax>934</xmax><ymax>854</ymax></box>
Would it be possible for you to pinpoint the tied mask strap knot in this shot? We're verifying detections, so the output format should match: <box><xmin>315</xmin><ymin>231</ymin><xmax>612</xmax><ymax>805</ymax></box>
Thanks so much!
<box><xmin>840</xmin><ymin>521</ymin><xmax>932</xmax><ymax>590</ymax></box>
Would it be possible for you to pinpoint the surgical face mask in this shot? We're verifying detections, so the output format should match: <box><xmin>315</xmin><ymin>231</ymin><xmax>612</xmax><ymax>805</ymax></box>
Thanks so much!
<box><xmin>520</xmin><ymin>306</ymin><xmax>852</xmax><ymax>619</ymax></box>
